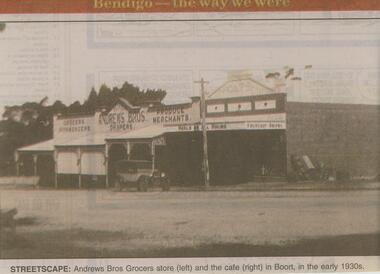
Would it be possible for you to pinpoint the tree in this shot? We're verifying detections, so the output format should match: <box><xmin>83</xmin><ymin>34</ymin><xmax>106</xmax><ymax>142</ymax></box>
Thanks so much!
<box><xmin>83</xmin><ymin>87</ymin><xmax>98</xmax><ymax>113</ymax></box>
<box><xmin>0</xmin><ymin>119</ymin><xmax>27</xmax><ymax>175</ymax></box>
<box><xmin>117</xmin><ymin>82</ymin><xmax>141</xmax><ymax>105</ymax></box>
<box><xmin>115</xmin><ymin>82</ymin><xmax>166</xmax><ymax>106</ymax></box>
<box><xmin>51</xmin><ymin>100</ymin><xmax>67</xmax><ymax>114</ymax></box>
<box><xmin>67</xmin><ymin>101</ymin><xmax>82</xmax><ymax>114</ymax></box>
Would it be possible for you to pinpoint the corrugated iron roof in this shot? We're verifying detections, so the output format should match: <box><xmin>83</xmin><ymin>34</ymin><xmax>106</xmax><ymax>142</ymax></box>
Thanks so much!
<box><xmin>54</xmin><ymin>126</ymin><xmax>166</xmax><ymax>147</ymax></box>
<box><xmin>106</xmin><ymin>125</ymin><xmax>166</xmax><ymax>140</ymax></box>
<box><xmin>55</xmin><ymin>134</ymin><xmax>106</xmax><ymax>147</ymax></box>
<box><xmin>17</xmin><ymin>139</ymin><xmax>54</xmax><ymax>152</ymax></box>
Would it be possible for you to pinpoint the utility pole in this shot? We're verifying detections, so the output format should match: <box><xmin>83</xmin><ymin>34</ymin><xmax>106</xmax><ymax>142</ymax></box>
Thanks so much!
<box><xmin>195</xmin><ymin>78</ymin><xmax>210</xmax><ymax>188</ymax></box>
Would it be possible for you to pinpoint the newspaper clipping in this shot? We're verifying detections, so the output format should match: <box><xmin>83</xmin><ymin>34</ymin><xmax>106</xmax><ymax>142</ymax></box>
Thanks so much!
<box><xmin>0</xmin><ymin>0</ymin><xmax>379</xmax><ymax>273</ymax></box>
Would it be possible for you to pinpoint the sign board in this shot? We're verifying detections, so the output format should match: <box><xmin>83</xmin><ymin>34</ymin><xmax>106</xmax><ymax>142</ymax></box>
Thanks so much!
<box><xmin>255</xmin><ymin>100</ymin><xmax>276</xmax><ymax>110</ymax></box>
<box><xmin>54</xmin><ymin>99</ymin><xmax>285</xmax><ymax>143</ymax></box>
<box><xmin>246</xmin><ymin>121</ymin><xmax>286</xmax><ymax>130</ymax></box>
<box><xmin>152</xmin><ymin>105</ymin><xmax>194</xmax><ymax>125</ymax></box>
<box><xmin>152</xmin><ymin>136</ymin><xmax>166</xmax><ymax>146</ymax></box>
<box><xmin>96</xmin><ymin>101</ymin><xmax>200</xmax><ymax>133</ymax></box>
<box><xmin>174</xmin><ymin>121</ymin><xmax>286</xmax><ymax>132</ymax></box>
<box><xmin>97</xmin><ymin>104</ymin><xmax>146</xmax><ymax>132</ymax></box>
<box><xmin>54</xmin><ymin>115</ymin><xmax>96</xmax><ymax>141</ymax></box>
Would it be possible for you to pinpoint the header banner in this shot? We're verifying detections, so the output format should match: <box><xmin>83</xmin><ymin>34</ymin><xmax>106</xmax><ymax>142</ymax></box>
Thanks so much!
<box><xmin>0</xmin><ymin>0</ymin><xmax>379</xmax><ymax>14</ymax></box>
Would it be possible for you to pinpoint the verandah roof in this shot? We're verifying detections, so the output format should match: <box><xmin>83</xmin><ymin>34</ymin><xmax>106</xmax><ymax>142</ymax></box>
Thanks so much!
<box><xmin>17</xmin><ymin>139</ymin><xmax>54</xmax><ymax>152</ymax></box>
<box><xmin>53</xmin><ymin>125</ymin><xmax>166</xmax><ymax>147</ymax></box>
<box><xmin>55</xmin><ymin>134</ymin><xmax>106</xmax><ymax>147</ymax></box>
<box><xmin>105</xmin><ymin>125</ymin><xmax>166</xmax><ymax>141</ymax></box>
<box><xmin>17</xmin><ymin>125</ymin><xmax>167</xmax><ymax>151</ymax></box>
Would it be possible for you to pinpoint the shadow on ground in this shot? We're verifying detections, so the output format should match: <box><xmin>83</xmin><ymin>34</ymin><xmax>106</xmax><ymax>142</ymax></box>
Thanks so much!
<box><xmin>1</xmin><ymin>228</ymin><xmax>379</xmax><ymax>258</ymax></box>
<box><xmin>15</xmin><ymin>217</ymin><xmax>39</xmax><ymax>226</ymax></box>
<box><xmin>157</xmin><ymin>234</ymin><xmax>380</xmax><ymax>257</ymax></box>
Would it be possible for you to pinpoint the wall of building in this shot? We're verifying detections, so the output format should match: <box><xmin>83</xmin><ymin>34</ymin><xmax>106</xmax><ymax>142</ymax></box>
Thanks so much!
<box><xmin>208</xmin><ymin>130</ymin><xmax>286</xmax><ymax>183</ymax></box>
<box><xmin>286</xmin><ymin>102</ymin><xmax>380</xmax><ymax>178</ymax></box>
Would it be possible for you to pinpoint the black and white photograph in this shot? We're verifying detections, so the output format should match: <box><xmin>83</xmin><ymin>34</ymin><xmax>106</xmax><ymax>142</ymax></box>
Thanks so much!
<box><xmin>0</xmin><ymin>12</ymin><xmax>379</xmax><ymax>264</ymax></box>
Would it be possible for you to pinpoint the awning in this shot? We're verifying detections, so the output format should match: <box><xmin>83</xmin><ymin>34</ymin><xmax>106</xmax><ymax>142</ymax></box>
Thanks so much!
<box><xmin>17</xmin><ymin>139</ymin><xmax>54</xmax><ymax>152</ymax></box>
<box><xmin>106</xmin><ymin>126</ymin><xmax>166</xmax><ymax>141</ymax></box>
<box><xmin>55</xmin><ymin>134</ymin><xmax>106</xmax><ymax>147</ymax></box>
<box><xmin>19</xmin><ymin>126</ymin><xmax>167</xmax><ymax>149</ymax></box>
<box><xmin>54</xmin><ymin>126</ymin><xmax>166</xmax><ymax>146</ymax></box>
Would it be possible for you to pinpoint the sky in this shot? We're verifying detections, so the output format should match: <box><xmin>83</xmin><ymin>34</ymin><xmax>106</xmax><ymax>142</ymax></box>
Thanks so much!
<box><xmin>0</xmin><ymin>12</ymin><xmax>379</xmax><ymax>114</ymax></box>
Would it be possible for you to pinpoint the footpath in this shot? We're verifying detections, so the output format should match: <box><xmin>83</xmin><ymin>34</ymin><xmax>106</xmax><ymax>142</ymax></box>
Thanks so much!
<box><xmin>171</xmin><ymin>180</ymin><xmax>380</xmax><ymax>192</ymax></box>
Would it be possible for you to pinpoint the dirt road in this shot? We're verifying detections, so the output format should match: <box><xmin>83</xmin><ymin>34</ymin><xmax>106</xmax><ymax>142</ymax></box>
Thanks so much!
<box><xmin>0</xmin><ymin>189</ymin><xmax>379</xmax><ymax>258</ymax></box>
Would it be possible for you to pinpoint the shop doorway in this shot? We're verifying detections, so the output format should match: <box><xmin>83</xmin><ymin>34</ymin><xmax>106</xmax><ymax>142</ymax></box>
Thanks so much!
<box><xmin>36</xmin><ymin>154</ymin><xmax>55</xmax><ymax>187</ymax></box>
<box><xmin>154</xmin><ymin>145</ymin><xmax>167</xmax><ymax>171</ymax></box>
<box><xmin>108</xmin><ymin>143</ymin><xmax>128</xmax><ymax>186</ymax></box>
<box><xmin>208</xmin><ymin>130</ymin><xmax>286</xmax><ymax>184</ymax></box>
<box><xmin>18</xmin><ymin>154</ymin><xmax>34</xmax><ymax>176</ymax></box>
<box><xmin>164</xmin><ymin>132</ymin><xmax>203</xmax><ymax>185</ymax></box>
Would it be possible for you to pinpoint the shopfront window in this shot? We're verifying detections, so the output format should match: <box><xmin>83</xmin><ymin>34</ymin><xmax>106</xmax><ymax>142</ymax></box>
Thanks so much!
<box><xmin>129</xmin><ymin>143</ymin><xmax>152</xmax><ymax>161</ymax></box>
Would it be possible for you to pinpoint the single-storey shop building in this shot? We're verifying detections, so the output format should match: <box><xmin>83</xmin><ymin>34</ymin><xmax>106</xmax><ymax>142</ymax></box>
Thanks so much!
<box><xmin>16</xmin><ymin>75</ymin><xmax>380</xmax><ymax>187</ymax></box>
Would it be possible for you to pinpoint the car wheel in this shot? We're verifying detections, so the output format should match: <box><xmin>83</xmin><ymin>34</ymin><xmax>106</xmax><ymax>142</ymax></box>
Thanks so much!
<box><xmin>161</xmin><ymin>178</ymin><xmax>170</xmax><ymax>191</ymax></box>
<box><xmin>142</xmin><ymin>177</ymin><xmax>149</xmax><ymax>192</ymax></box>
<box><xmin>115</xmin><ymin>179</ymin><xmax>122</xmax><ymax>191</ymax></box>
<box><xmin>138</xmin><ymin>176</ymin><xmax>148</xmax><ymax>192</ymax></box>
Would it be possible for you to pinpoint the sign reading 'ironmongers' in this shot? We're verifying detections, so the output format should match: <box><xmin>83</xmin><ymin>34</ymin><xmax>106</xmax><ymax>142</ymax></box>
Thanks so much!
<box><xmin>57</xmin><ymin>118</ymin><xmax>91</xmax><ymax>133</ymax></box>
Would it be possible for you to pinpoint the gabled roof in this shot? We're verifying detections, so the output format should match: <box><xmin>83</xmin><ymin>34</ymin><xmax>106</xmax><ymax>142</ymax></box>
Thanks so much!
<box><xmin>101</xmin><ymin>97</ymin><xmax>140</xmax><ymax>114</ymax></box>
<box><xmin>207</xmin><ymin>78</ymin><xmax>276</xmax><ymax>99</ymax></box>
<box><xmin>17</xmin><ymin>139</ymin><xmax>54</xmax><ymax>152</ymax></box>
<box><xmin>118</xmin><ymin>98</ymin><xmax>140</xmax><ymax>111</ymax></box>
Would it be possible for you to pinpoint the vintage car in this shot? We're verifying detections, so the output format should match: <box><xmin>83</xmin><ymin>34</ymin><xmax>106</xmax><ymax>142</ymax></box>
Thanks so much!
<box><xmin>114</xmin><ymin>160</ymin><xmax>170</xmax><ymax>192</ymax></box>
